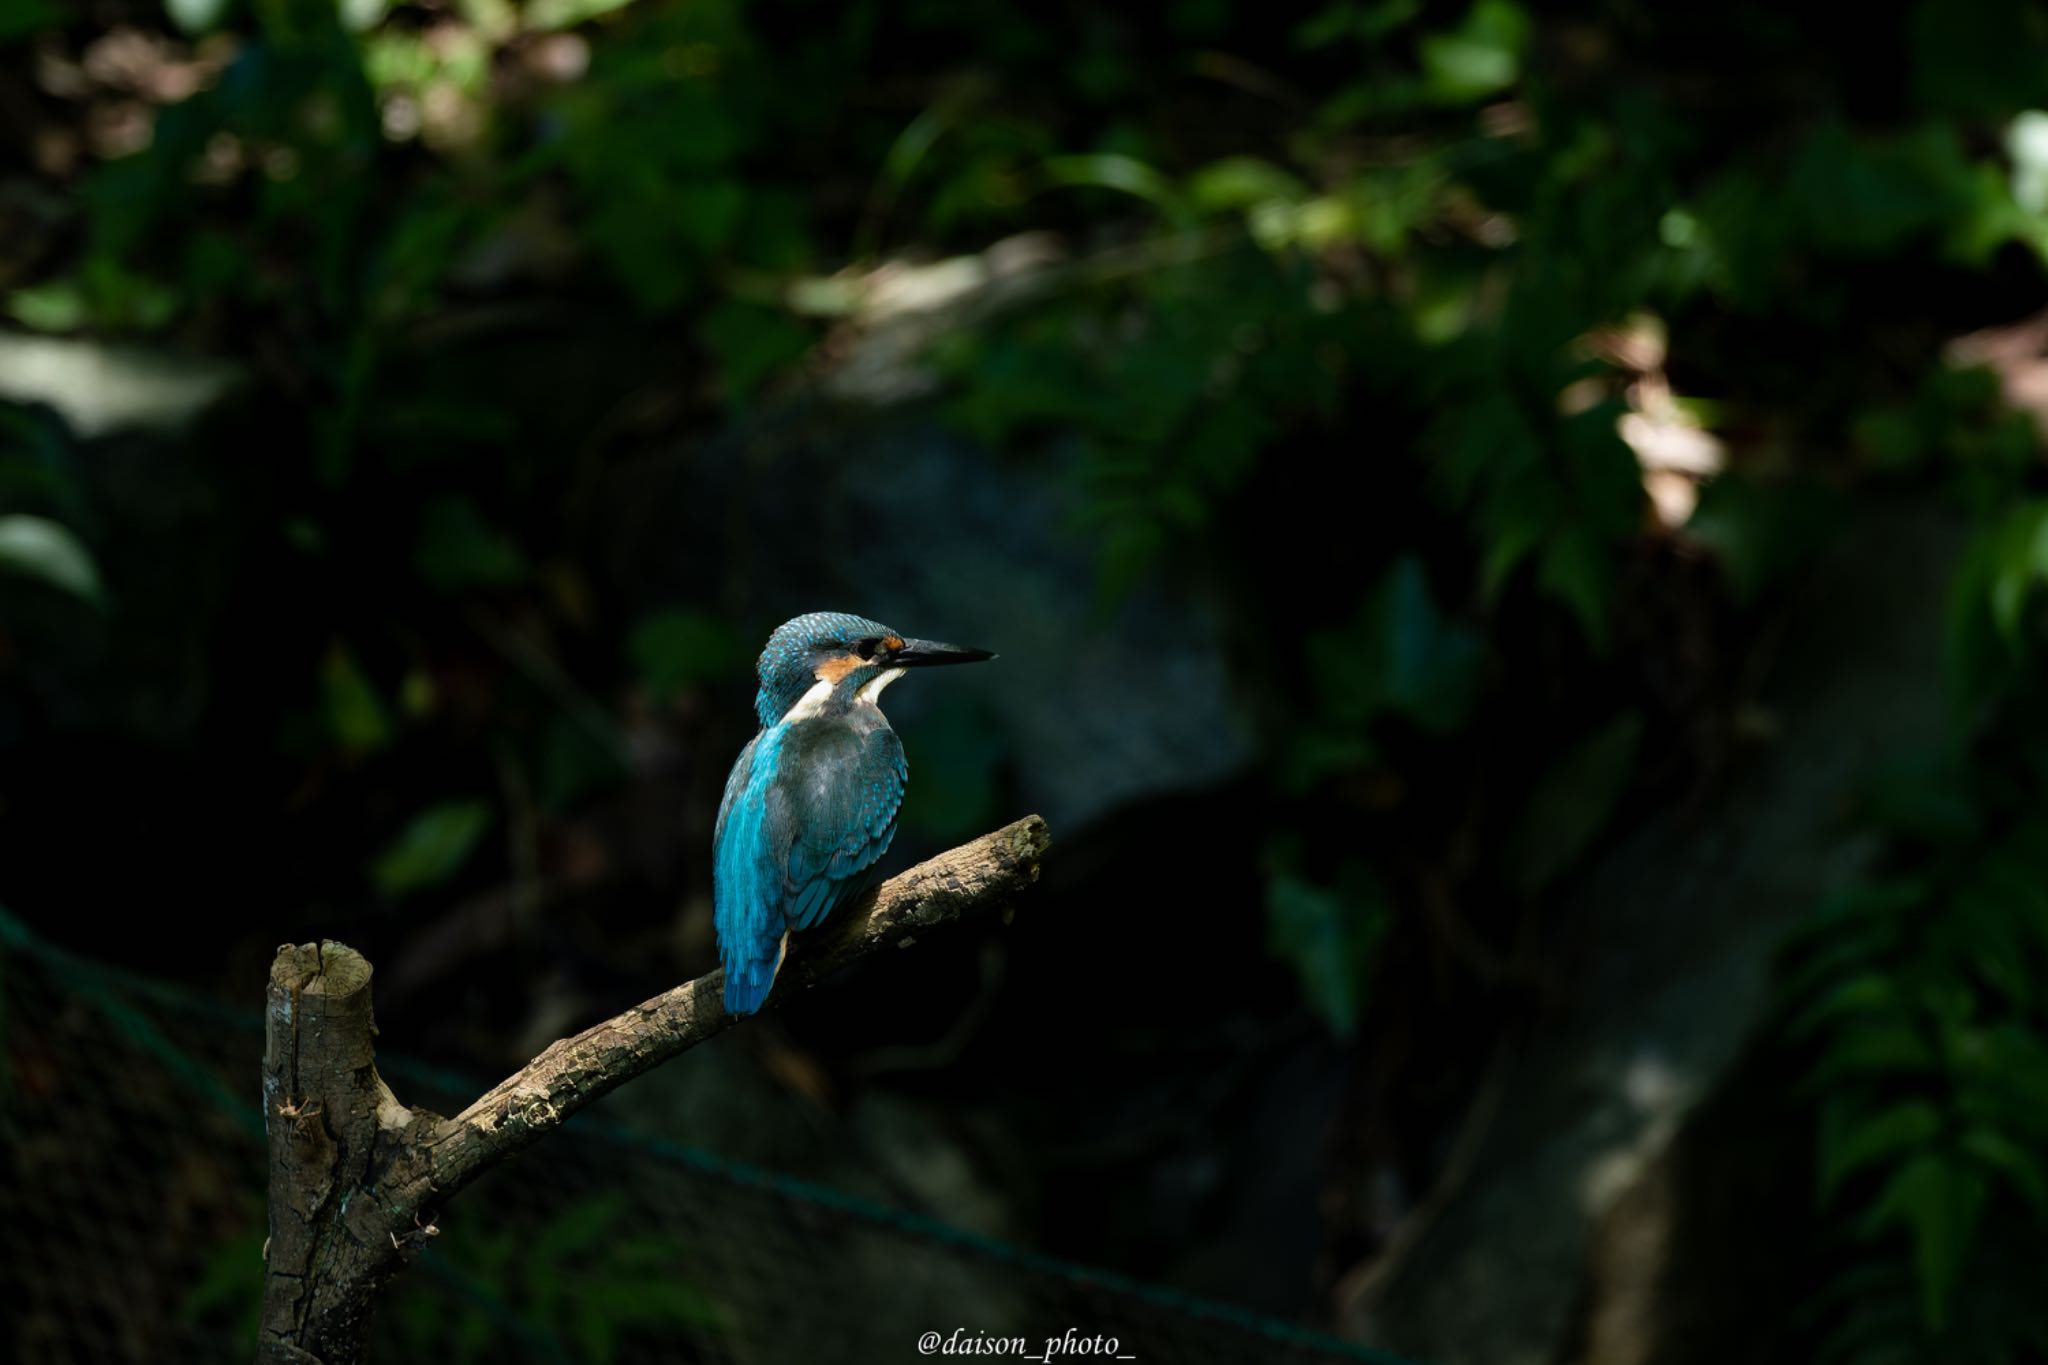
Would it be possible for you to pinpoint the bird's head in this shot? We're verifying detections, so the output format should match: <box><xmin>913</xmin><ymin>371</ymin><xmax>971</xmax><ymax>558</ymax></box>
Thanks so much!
<box><xmin>753</xmin><ymin>611</ymin><xmax>994</xmax><ymax>727</ymax></box>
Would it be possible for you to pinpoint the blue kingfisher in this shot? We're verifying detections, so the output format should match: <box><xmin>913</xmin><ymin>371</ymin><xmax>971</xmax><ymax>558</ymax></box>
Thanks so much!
<box><xmin>714</xmin><ymin>611</ymin><xmax>994</xmax><ymax>1016</ymax></box>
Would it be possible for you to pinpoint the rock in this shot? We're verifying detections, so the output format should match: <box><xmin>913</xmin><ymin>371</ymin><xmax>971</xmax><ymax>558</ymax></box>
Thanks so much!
<box><xmin>1341</xmin><ymin>503</ymin><xmax>1965</xmax><ymax>1365</ymax></box>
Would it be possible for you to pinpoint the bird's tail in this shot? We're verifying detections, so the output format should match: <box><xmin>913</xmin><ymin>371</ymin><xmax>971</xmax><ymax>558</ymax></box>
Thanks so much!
<box><xmin>722</xmin><ymin>932</ymin><xmax>788</xmax><ymax>1017</ymax></box>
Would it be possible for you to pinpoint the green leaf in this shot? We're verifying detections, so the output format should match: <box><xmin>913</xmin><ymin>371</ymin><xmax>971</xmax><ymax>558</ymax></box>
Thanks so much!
<box><xmin>1686</xmin><ymin>476</ymin><xmax>1838</xmax><ymax>605</ymax></box>
<box><xmin>336</xmin><ymin>0</ymin><xmax>390</xmax><ymax>32</ymax></box>
<box><xmin>1861</xmin><ymin>1151</ymin><xmax>1986</xmax><ymax>1331</ymax></box>
<box><xmin>1857</xmin><ymin>753</ymin><xmax>1979</xmax><ymax>843</ymax></box>
<box><xmin>629</xmin><ymin>609</ymin><xmax>744</xmax><ymax>700</ymax></box>
<box><xmin>1915</xmin><ymin>3</ymin><xmax>2048</xmax><ymax>122</ymax></box>
<box><xmin>415</xmin><ymin>498</ymin><xmax>527</xmax><ymax>593</ymax></box>
<box><xmin>2008</xmin><ymin>111</ymin><xmax>2048</xmax><ymax>215</ymax></box>
<box><xmin>1850</xmin><ymin>405</ymin><xmax>1926</xmax><ymax>472</ymax></box>
<box><xmin>0</xmin><ymin>514</ymin><xmax>104</xmax><ymax>603</ymax></box>
<box><xmin>164</xmin><ymin>0</ymin><xmax>229</xmax><ymax>33</ymax></box>
<box><xmin>574</xmin><ymin>1299</ymin><xmax>618</xmax><ymax>1365</ymax></box>
<box><xmin>604</xmin><ymin>1277</ymin><xmax>725</xmax><ymax>1329</ymax></box>
<box><xmin>538</xmin><ymin>714</ymin><xmax>626</xmax><ymax>813</ymax></box>
<box><xmin>1265</xmin><ymin>862</ymin><xmax>1391</xmax><ymax>1035</ymax></box>
<box><xmin>1820</xmin><ymin>1101</ymin><xmax>1942</xmax><ymax>1202</ymax></box>
<box><xmin>1988</xmin><ymin>503</ymin><xmax>2048</xmax><ymax>643</ymax></box>
<box><xmin>1294</xmin><ymin>3</ymin><xmax>1359</xmax><ymax>50</ymax></box>
<box><xmin>698</xmin><ymin>300</ymin><xmax>812</xmax><ymax>404</ymax></box>
<box><xmin>1419</xmin><ymin>0</ymin><xmax>1529</xmax><ymax>104</ymax></box>
<box><xmin>1536</xmin><ymin>525</ymin><xmax>1611</xmax><ymax>648</ymax></box>
<box><xmin>1304</xmin><ymin>557</ymin><xmax>1484</xmax><ymax>739</ymax></box>
<box><xmin>525</xmin><ymin>0</ymin><xmax>635</xmax><ymax>29</ymax></box>
<box><xmin>6</xmin><ymin>282</ymin><xmax>85</xmax><ymax>331</ymax></box>
<box><xmin>321</xmin><ymin>645</ymin><xmax>391</xmax><ymax>755</ymax></box>
<box><xmin>1968</xmin><ymin>1024</ymin><xmax>2048</xmax><ymax>1117</ymax></box>
<box><xmin>529</xmin><ymin>1193</ymin><xmax>626</xmax><ymax>1272</ymax></box>
<box><xmin>1788</xmin><ymin>973</ymin><xmax>1903</xmax><ymax>1039</ymax></box>
<box><xmin>1790</xmin><ymin>123</ymin><xmax>1978</xmax><ymax>258</ymax></box>
<box><xmin>1377</xmin><ymin>556</ymin><xmax>1485</xmax><ymax>731</ymax></box>
<box><xmin>1961</xmin><ymin>1126</ymin><xmax>2048</xmax><ymax>1212</ymax></box>
<box><xmin>1808</xmin><ymin>1022</ymin><xmax>1939</xmax><ymax>1086</ymax></box>
<box><xmin>373</xmin><ymin>801</ymin><xmax>492</xmax><ymax>894</ymax></box>
<box><xmin>1506</xmin><ymin>713</ymin><xmax>1643</xmax><ymax>894</ymax></box>
<box><xmin>1279</xmin><ymin>724</ymin><xmax>1380</xmax><ymax>791</ymax></box>
<box><xmin>1186</xmin><ymin>157</ymin><xmax>1308</xmax><ymax>214</ymax></box>
<box><xmin>1043</xmin><ymin>154</ymin><xmax>1190</xmax><ymax>223</ymax></box>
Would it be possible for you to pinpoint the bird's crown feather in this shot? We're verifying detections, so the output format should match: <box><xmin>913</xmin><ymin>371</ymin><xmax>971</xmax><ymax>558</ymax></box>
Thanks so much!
<box><xmin>753</xmin><ymin>611</ymin><xmax>895</xmax><ymax>727</ymax></box>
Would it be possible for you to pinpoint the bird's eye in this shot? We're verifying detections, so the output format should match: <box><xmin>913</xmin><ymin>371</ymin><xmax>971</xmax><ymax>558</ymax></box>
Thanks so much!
<box><xmin>853</xmin><ymin>637</ymin><xmax>880</xmax><ymax>660</ymax></box>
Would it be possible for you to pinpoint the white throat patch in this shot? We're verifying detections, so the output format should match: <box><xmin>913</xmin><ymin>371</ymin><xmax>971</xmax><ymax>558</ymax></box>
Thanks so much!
<box><xmin>857</xmin><ymin>667</ymin><xmax>907</xmax><ymax>704</ymax></box>
<box><xmin>782</xmin><ymin>666</ymin><xmax>904</xmax><ymax>724</ymax></box>
<box><xmin>781</xmin><ymin>677</ymin><xmax>837</xmax><ymax>724</ymax></box>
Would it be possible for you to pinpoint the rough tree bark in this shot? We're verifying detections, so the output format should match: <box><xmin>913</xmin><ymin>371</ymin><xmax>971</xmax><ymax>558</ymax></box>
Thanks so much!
<box><xmin>258</xmin><ymin>815</ymin><xmax>1051</xmax><ymax>1364</ymax></box>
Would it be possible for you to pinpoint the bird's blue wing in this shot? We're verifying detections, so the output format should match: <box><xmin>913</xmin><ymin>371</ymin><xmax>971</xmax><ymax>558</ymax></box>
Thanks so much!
<box><xmin>712</xmin><ymin>732</ymin><xmax>760</xmax><ymax>860</ymax></box>
<box><xmin>712</xmin><ymin>722</ymin><xmax>906</xmax><ymax>1016</ymax></box>
<box><xmin>778</xmin><ymin>722</ymin><xmax>906</xmax><ymax>931</ymax></box>
<box><xmin>714</xmin><ymin>732</ymin><xmax>785</xmax><ymax>1015</ymax></box>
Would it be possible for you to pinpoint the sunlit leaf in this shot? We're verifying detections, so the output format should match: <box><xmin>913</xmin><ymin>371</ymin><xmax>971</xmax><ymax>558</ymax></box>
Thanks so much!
<box><xmin>1043</xmin><ymin>154</ymin><xmax>1190</xmax><ymax>222</ymax></box>
<box><xmin>162</xmin><ymin>0</ymin><xmax>227</xmax><ymax>36</ymax></box>
<box><xmin>526</xmin><ymin>0</ymin><xmax>636</xmax><ymax>29</ymax></box>
<box><xmin>336</xmin><ymin>0</ymin><xmax>389</xmax><ymax>33</ymax></box>
<box><xmin>1187</xmin><ymin>157</ymin><xmax>1308</xmax><ymax>214</ymax></box>
<box><xmin>1419</xmin><ymin>0</ymin><xmax>1529</xmax><ymax>104</ymax></box>
<box><xmin>0</xmin><ymin>514</ymin><xmax>104</xmax><ymax>603</ymax></box>
<box><xmin>2008</xmin><ymin>111</ymin><xmax>2048</xmax><ymax>215</ymax></box>
<box><xmin>6</xmin><ymin>282</ymin><xmax>85</xmax><ymax>332</ymax></box>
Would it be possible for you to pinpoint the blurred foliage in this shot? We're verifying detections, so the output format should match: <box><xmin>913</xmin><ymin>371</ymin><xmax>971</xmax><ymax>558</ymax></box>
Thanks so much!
<box><xmin>1773</xmin><ymin>348</ymin><xmax>2048</xmax><ymax>1362</ymax></box>
<box><xmin>1776</xmin><ymin>729</ymin><xmax>2048</xmax><ymax>1358</ymax></box>
<box><xmin>10</xmin><ymin>0</ymin><xmax>2048</xmax><ymax>1356</ymax></box>
<box><xmin>392</xmin><ymin>1194</ymin><xmax>728</xmax><ymax>1364</ymax></box>
<box><xmin>177</xmin><ymin>1191</ymin><xmax>725</xmax><ymax>1362</ymax></box>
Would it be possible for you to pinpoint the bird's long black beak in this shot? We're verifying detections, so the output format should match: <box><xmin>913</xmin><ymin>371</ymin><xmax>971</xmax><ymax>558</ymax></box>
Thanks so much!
<box><xmin>894</xmin><ymin>638</ymin><xmax>996</xmax><ymax>667</ymax></box>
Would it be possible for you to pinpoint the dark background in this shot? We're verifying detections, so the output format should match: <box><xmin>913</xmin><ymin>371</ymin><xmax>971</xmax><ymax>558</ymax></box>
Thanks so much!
<box><xmin>6</xmin><ymin>1</ymin><xmax>2048</xmax><ymax>1361</ymax></box>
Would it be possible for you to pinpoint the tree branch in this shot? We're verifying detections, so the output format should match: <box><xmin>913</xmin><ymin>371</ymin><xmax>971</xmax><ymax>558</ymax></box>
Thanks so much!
<box><xmin>258</xmin><ymin>814</ymin><xmax>1050</xmax><ymax>1364</ymax></box>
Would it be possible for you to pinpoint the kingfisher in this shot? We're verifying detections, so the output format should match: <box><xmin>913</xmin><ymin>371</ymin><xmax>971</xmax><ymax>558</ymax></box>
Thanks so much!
<box><xmin>713</xmin><ymin>611</ymin><xmax>994</xmax><ymax>1016</ymax></box>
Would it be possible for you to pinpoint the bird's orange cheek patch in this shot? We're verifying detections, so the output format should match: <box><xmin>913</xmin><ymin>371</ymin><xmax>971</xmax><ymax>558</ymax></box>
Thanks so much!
<box><xmin>815</xmin><ymin>654</ymin><xmax>862</xmax><ymax>683</ymax></box>
<box><xmin>882</xmin><ymin>635</ymin><xmax>905</xmax><ymax>653</ymax></box>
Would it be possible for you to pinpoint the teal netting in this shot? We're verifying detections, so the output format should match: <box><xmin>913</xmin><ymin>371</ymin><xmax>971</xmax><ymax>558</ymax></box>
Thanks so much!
<box><xmin>0</xmin><ymin>909</ymin><xmax>1411</xmax><ymax>1365</ymax></box>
